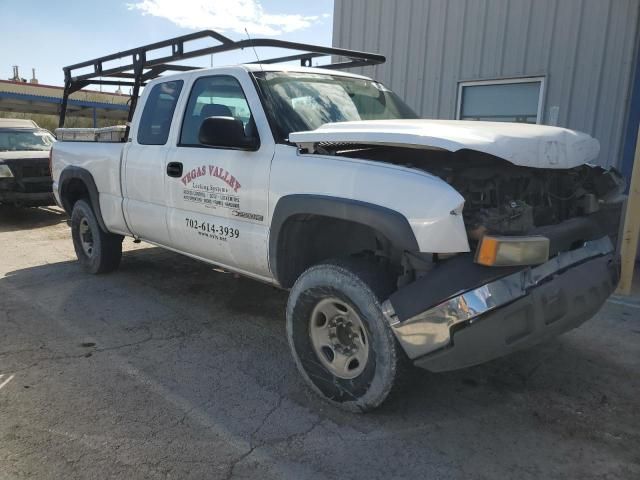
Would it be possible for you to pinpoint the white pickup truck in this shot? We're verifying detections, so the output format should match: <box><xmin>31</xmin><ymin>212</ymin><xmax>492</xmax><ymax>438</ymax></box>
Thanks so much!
<box><xmin>51</xmin><ymin>32</ymin><xmax>625</xmax><ymax>412</ymax></box>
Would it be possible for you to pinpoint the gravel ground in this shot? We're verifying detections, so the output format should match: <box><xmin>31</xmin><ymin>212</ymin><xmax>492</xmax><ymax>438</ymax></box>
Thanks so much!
<box><xmin>1</xmin><ymin>205</ymin><xmax>639</xmax><ymax>480</ymax></box>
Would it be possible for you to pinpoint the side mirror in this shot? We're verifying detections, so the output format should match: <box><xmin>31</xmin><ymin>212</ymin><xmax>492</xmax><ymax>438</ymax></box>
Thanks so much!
<box><xmin>198</xmin><ymin>116</ymin><xmax>259</xmax><ymax>150</ymax></box>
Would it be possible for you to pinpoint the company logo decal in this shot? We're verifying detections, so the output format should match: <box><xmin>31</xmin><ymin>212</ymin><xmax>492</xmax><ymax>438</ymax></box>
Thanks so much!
<box><xmin>181</xmin><ymin>164</ymin><xmax>241</xmax><ymax>192</ymax></box>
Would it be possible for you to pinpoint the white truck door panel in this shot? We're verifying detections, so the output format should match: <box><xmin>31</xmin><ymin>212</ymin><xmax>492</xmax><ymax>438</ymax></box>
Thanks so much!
<box><xmin>123</xmin><ymin>145</ymin><xmax>170</xmax><ymax>242</ymax></box>
<box><xmin>164</xmin><ymin>72</ymin><xmax>274</xmax><ymax>277</ymax></box>
<box><xmin>123</xmin><ymin>79</ymin><xmax>184</xmax><ymax>245</ymax></box>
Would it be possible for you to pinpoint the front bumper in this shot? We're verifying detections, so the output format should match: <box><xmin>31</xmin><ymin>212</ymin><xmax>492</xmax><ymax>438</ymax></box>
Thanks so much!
<box><xmin>0</xmin><ymin>177</ymin><xmax>54</xmax><ymax>206</ymax></box>
<box><xmin>383</xmin><ymin>236</ymin><xmax>618</xmax><ymax>371</ymax></box>
<box><xmin>0</xmin><ymin>157</ymin><xmax>54</xmax><ymax>206</ymax></box>
<box><xmin>0</xmin><ymin>190</ymin><xmax>55</xmax><ymax>206</ymax></box>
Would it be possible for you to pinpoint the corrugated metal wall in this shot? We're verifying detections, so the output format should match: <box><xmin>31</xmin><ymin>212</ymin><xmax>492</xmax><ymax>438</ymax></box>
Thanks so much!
<box><xmin>333</xmin><ymin>0</ymin><xmax>640</xmax><ymax>168</ymax></box>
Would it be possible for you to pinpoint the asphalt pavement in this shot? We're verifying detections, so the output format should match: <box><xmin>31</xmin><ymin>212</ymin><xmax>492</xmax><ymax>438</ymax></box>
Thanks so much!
<box><xmin>1</xmin><ymin>205</ymin><xmax>639</xmax><ymax>479</ymax></box>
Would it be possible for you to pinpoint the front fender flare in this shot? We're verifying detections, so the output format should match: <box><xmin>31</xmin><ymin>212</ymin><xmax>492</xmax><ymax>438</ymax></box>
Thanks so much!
<box><xmin>269</xmin><ymin>194</ymin><xmax>419</xmax><ymax>282</ymax></box>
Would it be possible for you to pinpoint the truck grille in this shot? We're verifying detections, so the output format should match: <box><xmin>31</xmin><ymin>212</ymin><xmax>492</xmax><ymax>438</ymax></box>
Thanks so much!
<box><xmin>2</xmin><ymin>157</ymin><xmax>52</xmax><ymax>193</ymax></box>
<box><xmin>21</xmin><ymin>164</ymin><xmax>50</xmax><ymax>178</ymax></box>
<box><xmin>4</xmin><ymin>158</ymin><xmax>50</xmax><ymax>179</ymax></box>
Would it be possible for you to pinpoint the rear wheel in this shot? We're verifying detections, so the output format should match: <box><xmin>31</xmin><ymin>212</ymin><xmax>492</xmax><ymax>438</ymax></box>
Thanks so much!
<box><xmin>71</xmin><ymin>199</ymin><xmax>122</xmax><ymax>274</ymax></box>
<box><xmin>286</xmin><ymin>259</ymin><xmax>401</xmax><ymax>412</ymax></box>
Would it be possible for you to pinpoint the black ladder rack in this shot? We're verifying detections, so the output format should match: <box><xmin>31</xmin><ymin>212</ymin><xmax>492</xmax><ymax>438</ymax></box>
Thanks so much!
<box><xmin>58</xmin><ymin>29</ymin><xmax>386</xmax><ymax>130</ymax></box>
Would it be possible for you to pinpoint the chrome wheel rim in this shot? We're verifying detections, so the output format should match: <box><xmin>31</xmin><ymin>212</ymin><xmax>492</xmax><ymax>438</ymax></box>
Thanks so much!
<box><xmin>309</xmin><ymin>297</ymin><xmax>369</xmax><ymax>379</ymax></box>
<box><xmin>79</xmin><ymin>217</ymin><xmax>94</xmax><ymax>257</ymax></box>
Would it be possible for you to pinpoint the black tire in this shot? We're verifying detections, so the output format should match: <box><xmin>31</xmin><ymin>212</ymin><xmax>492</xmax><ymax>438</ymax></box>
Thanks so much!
<box><xmin>70</xmin><ymin>199</ymin><xmax>122</xmax><ymax>274</ymax></box>
<box><xmin>286</xmin><ymin>258</ymin><xmax>401</xmax><ymax>412</ymax></box>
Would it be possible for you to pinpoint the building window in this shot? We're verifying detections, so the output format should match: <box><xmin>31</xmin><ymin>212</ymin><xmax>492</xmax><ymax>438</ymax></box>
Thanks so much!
<box><xmin>456</xmin><ymin>77</ymin><xmax>545</xmax><ymax>124</ymax></box>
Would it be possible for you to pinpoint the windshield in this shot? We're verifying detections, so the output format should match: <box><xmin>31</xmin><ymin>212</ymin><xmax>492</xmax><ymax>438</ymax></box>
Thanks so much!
<box><xmin>0</xmin><ymin>129</ymin><xmax>56</xmax><ymax>152</ymax></box>
<box><xmin>253</xmin><ymin>71</ymin><xmax>418</xmax><ymax>142</ymax></box>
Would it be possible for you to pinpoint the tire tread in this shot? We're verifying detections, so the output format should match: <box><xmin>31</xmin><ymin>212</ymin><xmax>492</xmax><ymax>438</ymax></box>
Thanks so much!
<box><xmin>71</xmin><ymin>199</ymin><xmax>122</xmax><ymax>274</ymax></box>
<box><xmin>287</xmin><ymin>257</ymin><xmax>402</xmax><ymax>412</ymax></box>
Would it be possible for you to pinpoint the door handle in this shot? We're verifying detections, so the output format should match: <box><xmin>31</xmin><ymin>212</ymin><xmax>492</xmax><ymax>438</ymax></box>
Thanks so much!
<box><xmin>167</xmin><ymin>162</ymin><xmax>183</xmax><ymax>178</ymax></box>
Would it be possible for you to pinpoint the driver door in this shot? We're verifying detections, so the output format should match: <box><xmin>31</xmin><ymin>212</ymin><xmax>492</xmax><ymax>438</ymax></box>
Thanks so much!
<box><xmin>164</xmin><ymin>72</ymin><xmax>274</xmax><ymax>279</ymax></box>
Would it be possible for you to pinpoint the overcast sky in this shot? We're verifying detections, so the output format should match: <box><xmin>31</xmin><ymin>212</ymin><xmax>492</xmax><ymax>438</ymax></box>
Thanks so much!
<box><xmin>1</xmin><ymin>0</ymin><xmax>334</xmax><ymax>88</ymax></box>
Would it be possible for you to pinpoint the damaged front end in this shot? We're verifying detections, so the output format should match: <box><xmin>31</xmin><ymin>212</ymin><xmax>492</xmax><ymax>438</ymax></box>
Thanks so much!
<box><xmin>382</xmin><ymin>236</ymin><xmax>619</xmax><ymax>370</ymax></box>
<box><xmin>442</xmin><ymin>152</ymin><xmax>626</xmax><ymax>248</ymax></box>
<box><xmin>380</xmin><ymin>151</ymin><xmax>624</xmax><ymax>370</ymax></box>
<box><xmin>327</xmin><ymin>145</ymin><xmax>625</xmax><ymax>370</ymax></box>
<box><xmin>291</xmin><ymin>120</ymin><xmax>625</xmax><ymax>370</ymax></box>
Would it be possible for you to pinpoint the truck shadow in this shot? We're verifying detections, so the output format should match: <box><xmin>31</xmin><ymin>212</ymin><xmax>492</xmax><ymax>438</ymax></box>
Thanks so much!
<box><xmin>2</xmin><ymin>247</ymin><xmax>636</xmax><ymax>475</ymax></box>
<box><xmin>0</xmin><ymin>205</ymin><xmax>67</xmax><ymax>233</ymax></box>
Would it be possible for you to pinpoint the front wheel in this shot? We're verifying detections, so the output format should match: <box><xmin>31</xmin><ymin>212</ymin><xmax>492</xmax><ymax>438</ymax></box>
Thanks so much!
<box><xmin>71</xmin><ymin>199</ymin><xmax>123</xmax><ymax>274</ymax></box>
<box><xmin>286</xmin><ymin>259</ymin><xmax>401</xmax><ymax>412</ymax></box>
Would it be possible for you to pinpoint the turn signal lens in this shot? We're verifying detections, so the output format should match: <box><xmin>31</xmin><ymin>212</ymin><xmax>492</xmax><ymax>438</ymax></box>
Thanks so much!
<box><xmin>475</xmin><ymin>235</ymin><xmax>550</xmax><ymax>267</ymax></box>
<box><xmin>476</xmin><ymin>236</ymin><xmax>499</xmax><ymax>266</ymax></box>
<box><xmin>0</xmin><ymin>164</ymin><xmax>13</xmax><ymax>178</ymax></box>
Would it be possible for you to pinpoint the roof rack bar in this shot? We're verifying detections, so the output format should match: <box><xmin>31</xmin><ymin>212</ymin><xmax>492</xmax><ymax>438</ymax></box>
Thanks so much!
<box><xmin>154</xmin><ymin>64</ymin><xmax>201</xmax><ymax>72</ymax></box>
<box><xmin>103</xmin><ymin>65</ymin><xmax>200</xmax><ymax>79</ymax></box>
<box><xmin>64</xmin><ymin>30</ymin><xmax>233</xmax><ymax>71</ymax></box>
<box><xmin>320</xmin><ymin>59</ymin><xmax>383</xmax><ymax>70</ymax></box>
<box><xmin>88</xmin><ymin>80</ymin><xmax>140</xmax><ymax>87</ymax></box>
<box><xmin>249</xmin><ymin>52</ymin><xmax>326</xmax><ymax>65</ymax></box>
<box><xmin>103</xmin><ymin>72</ymin><xmax>137</xmax><ymax>79</ymax></box>
<box><xmin>69</xmin><ymin>38</ymin><xmax>384</xmax><ymax>83</ymax></box>
<box><xmin>59</xmin><ymin>29</ymin><xmax>386</xmax><ymax>130</ymax></box>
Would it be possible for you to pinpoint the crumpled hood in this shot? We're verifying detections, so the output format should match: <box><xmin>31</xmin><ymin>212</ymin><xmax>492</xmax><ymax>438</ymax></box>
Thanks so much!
<box><xmin>0</xmin><ymin>150</ymin><xmax>50</xmax><ymax>162</ymax></box>
<box><xmin>289</xmin><ymin>119</ymin><xmax>600</xmax><ymax>169</ymax></box>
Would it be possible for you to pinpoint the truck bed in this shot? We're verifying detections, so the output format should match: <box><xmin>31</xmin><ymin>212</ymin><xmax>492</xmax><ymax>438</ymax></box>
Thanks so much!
<box><xmin>51</xmin><ymin>139</ymin><xmax>129</xmax><ymax>235</ymax></box>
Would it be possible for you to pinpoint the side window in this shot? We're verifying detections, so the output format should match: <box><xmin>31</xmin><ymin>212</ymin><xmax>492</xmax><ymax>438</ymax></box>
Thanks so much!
<box><xmin>137</xmin><ymin>80</ymin><xmax>183</xmax><ymax>145</ymax></box>
<box><xmin>180</xmin><ymin>75</ymin><xmax>256</xmax><ymax>146</ymax></box>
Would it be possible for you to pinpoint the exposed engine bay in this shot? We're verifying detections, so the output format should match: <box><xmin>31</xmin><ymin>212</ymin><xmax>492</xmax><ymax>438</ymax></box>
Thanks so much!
<box><xmin>318</xmin><ymin>144</ymin><xmax>626</xmax><ymax>248</ymax></box>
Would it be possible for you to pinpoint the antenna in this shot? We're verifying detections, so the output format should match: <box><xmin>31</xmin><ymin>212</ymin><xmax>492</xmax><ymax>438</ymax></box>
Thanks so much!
<box><xmin>244</xmin><ymin>28</ymin><xmax>265</xmax><ymax>72</ymax></box>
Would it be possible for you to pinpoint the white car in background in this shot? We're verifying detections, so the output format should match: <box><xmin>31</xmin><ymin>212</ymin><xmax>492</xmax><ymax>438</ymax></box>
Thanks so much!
<box><xmin>0</xmin><ymin>118</ymin><xmax>56</xmax><ymax>207</ymax></box>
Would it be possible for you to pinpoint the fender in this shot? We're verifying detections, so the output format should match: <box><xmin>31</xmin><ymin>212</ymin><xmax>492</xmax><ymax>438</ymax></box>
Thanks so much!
<box><xmin>58</xmin><ymin>166</ymin><xmax>108</xmax><ymax>232</ymax></box>
<box><xmin>269</xmin><ymin>194</ymin><xmax>420</xmax><ymax>282</ymax></box>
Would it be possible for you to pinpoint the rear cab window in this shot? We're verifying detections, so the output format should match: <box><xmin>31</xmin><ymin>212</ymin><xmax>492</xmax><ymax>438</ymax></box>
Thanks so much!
<box><xmin>137</xmin><ymin>80</ymin><xmax>184</xmax><ymax>145</ymax></box>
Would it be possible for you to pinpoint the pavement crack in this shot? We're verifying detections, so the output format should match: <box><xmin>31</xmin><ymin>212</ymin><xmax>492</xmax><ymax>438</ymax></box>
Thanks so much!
<box><xmin>250</xmin><ymin>394</ymin><xmax>285</xmax><ymax>441</ymax></box>
<box><xmin>0</xmin><ymin>346</ymin><xmax>48</xmax><ymax>357</ymax></box>
<box><xmin>222</xmin><ymin>395</ymin><xmax>286</xmax><ymax>479</ymax></box>
<box><xmin>224</xmin><ymin>445</ymin><xmax>256</xmax><ymax>480</ymax></box>
<box><xmin>94</xmin><ymin>334</ymin><xmax>155</xmax><ymax>353</ymax></box>
<box><xmin>273</xmin><ymin>415</ymin><xmax>325</xmax><ymax>451</ymax></box>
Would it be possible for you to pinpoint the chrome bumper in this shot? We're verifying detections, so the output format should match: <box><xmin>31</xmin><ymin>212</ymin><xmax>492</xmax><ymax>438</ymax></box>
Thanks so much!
<box><xmin>382</xmin><ymin>236</ymin><xmax>615</xmax><ymax>360</ymax></box>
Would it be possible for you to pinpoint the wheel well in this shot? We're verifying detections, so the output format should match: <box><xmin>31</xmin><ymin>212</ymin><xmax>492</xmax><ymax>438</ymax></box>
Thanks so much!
<box><xmin>60</xmin><ymin>178</ymin><xmax>90</xmax><ymax>214</ymax></box>
<box><xmin>275</xmin><ymin>214</ymin><xmax>400</xmax><ymax>288</ymax></box>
